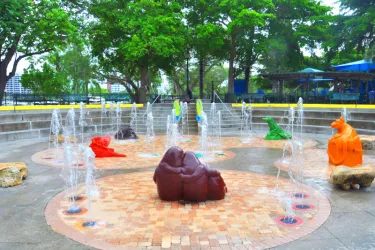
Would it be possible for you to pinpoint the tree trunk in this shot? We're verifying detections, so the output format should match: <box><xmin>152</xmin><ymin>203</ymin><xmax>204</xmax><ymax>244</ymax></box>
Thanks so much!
<box><xmin>228</xmin><ymin>52</ymin><xmax>235</xmax><ymax>94</ymax></box>
<box><xmin>0</xmin><ymin>45</ymin><xmax>17</xmax><ymax>106</ymax></box>
<box><xmin>173</xmin><ymin>80</ymin><xmax>181</xmax><ymax>95</ymax></box>
<box><xmin>74</xmin><ymin>80</ymin><xmax>78</xmax><ymax>94</ymax></box>
<box><xmin>123</xmin><ymin>84</ymin><xmax>137</xmax><ymax>102</ymax></box>
<box><xmin>244</xmin><ymin>66</ymin><xmax>251</xmax><ymax>93</ymax></box>
<box><xmin>140</xmin><ymin>66</ymin><xmax>148</xmax><ymax>91</ymax></box>
<box><xmin>0</xmin><ymin>65</ymin><xmax>7</xmax><ymax>106</ymax></box>
<box><xmin>228</xmin><ymin>32</ymin><xmax>237</xmax><ymax>95</ymax></box>
<box><xmin>139</xmin><ymin>66</ymin><xmax>149</xmax><ymax>103</ymax></box>
<box><xmin>86</xmin><ymin>82</ymin><xmax>89</xmax><ymax>104</ymax></box>
<box><xmin>199</xmin><ymin>58</ymin><xmax>204</xmax><ymax>99</ymax></box>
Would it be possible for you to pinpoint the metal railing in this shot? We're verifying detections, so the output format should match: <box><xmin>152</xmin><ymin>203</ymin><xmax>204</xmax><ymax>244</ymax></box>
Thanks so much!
<box><xmin>230</xmin><ymin>92</ymin><xmax>371</xmax><ymax>104</ymax></box>
<box><xmin>1</xmin><ymin>92</ymin><xmax>372</xmax><ymax>105</ymax></box>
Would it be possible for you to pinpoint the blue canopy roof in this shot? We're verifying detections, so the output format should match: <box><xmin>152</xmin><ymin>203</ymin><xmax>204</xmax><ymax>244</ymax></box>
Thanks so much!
<box><xmin>298</xmin><ymin>68</ymin><xmax>324</xmax><ymax>73</ymax></box>
<box><xmin>333</xmin><ymin>59</ymin><xmax>375</xmax><ymax>72</ymax></box>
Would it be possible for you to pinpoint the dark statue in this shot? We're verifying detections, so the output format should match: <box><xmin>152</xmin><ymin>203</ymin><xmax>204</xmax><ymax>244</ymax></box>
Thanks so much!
<box><xmin>153</xmin><ymin>147</ymin><xmax>227</xmax><ymax>202</ymax></box>
<box><xmin>114</xmin><ymin>125</ymin><xmax>138</xmax><ymax>140</ymax></box>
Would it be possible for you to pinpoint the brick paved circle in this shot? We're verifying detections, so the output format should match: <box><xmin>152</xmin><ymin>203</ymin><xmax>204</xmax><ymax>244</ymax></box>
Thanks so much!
<box><xmin>32</xmin><ymin>135</ymin><xmax>237</xmax><ymax>169</ymax></box>
<box><xmin>32</xmin><ymin>135</ymin><xmax>317</xmax><ymax>170</ymax></box>
<box><xmin>45</xmin><ymin>171</ymin><xmax>331</xmax><ymax>249</ymax></box>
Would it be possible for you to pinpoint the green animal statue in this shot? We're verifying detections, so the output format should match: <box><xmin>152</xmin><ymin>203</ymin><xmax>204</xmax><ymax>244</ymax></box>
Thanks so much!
<box><xmin>263</xmin><ymin>117</ymin><xmax>292</xmax><ymax>140</ymax></box>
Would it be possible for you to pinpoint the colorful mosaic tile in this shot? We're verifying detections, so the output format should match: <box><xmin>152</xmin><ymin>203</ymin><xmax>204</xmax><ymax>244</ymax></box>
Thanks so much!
<box><xmin>32</xmin><ymin>135</ymin><xmax>317</xmax><ymax>170</ymax></box>
<box><xmin>45</xmin><ymin>171</ymin><xmax>331</xmax><ymax>249</ymax></box>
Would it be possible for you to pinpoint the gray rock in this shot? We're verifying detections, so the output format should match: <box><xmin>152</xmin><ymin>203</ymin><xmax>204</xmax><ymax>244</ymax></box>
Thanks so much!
<box><xmin>0</xmin><ymin>162</ymin><xmax>28</xmax><ymax>187</ymax></box>
<box><xmin>330</xmin><ymin>165</ymin><xmax>375</xmax><ymax>190</ymax></box>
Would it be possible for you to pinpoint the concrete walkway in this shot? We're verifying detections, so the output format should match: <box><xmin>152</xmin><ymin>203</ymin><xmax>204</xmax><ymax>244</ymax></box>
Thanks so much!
<box><xmin>1</xmin><ymin>136</ymin><xmax>375</xmax><ymax>250</ymax></box>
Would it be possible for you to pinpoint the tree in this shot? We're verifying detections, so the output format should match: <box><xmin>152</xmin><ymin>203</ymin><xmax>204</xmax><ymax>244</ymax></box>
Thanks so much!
<box><xmin>237</xmin><ymin>28</ymin><xmax>268</xmax><ymax>93</ymax></box>
<box><xmin>0</xmin><ymin>0</ymin><xmax>79</xmax><ymax>105</ymax></box>
<box><xmin>21</xmin><ymin>63</ymin><xmax>70</xmax><ymax>95</ymax></box>
<box><xmin>89</xmin><ymin>0</ymin><xmax>186</xmax><ymax>100</ymax></box>
<box><xmin>61</xmin><ymin>46</ymin><xmax>100</xmax><ymax>95</ymax></box>
<box><xmin>203</xmin><ymin>65</ymin><xmax>229</xmax><ymax>95</ymax></box>
<box><xmin>183</xmin><ymin>0</ymin><xmax>226</xmax><ymax>98</ymax></box>
<box><xmin>20</xmin><ymin>48</ymin><xmax>101</xmax><ymax>96</ymax></box>
<box><xmin>337</xmin><ymin>0</ymin><xmax>375</xmax><ymax>53</ymax></box>
<box><xmin>216</xmin><ymin>0</ymin><xmax>274</xmax><ymax>97</ymax></box>
<box><xmin>330</xmin><ymin>49</ymin><xmax>364</xmax><ymax>66</ymax></box>
<box><xmin>167</xmin><ymin>63</ymin><xmax>228</xmax><ymax>97</ymax></box>
<box><xmin>261</xmin><ymin>0</ymin><xmax>331</xmax><ymax>74</ymax></box>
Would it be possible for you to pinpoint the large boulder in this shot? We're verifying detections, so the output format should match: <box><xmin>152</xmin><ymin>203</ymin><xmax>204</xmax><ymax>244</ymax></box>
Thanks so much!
<box><xmin>360</xmin><ymin>135</ymin><xmax>375</xmax><ymax>150</ymax></box>
<box><xmin>330</xmin><ymin>165</ymin><xmax>375</xmax><ymax>190</ymax></box>
<box><xmin>0</xmin><ymin>162</ymin><xmax>28</xmax><ymax>188</ymax></box>
<box><xmin>153</xmin><ymin>147</ymin><xmax>227</xmax><ymax>202</ymax></box>
<box><xmin>114</xmin><ymin>126</ymin><xmax>138</xmax><ymax>140</ymax></box>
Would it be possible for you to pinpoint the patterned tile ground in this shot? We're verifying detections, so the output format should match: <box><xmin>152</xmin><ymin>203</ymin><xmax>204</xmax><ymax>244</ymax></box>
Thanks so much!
<box><xmin>32</xmin><ymin>135</ymin><xmax>317</xmax><ymax>170</ymax></box>
<box><xmin>32</xmin><ymin>135</ymin><xmax>235</xmax><ymax>169</ymax></box>
<box><xmin>222</xmin><ymin>136</ymin><xmax>318</xmax><ymax>150</ymax></box>
<box><xmin>45</xmin><ymin>171</ymin><xmax>331</xmax><ymax>250</ymax></box>
<box><xmin>275</xmin><ymin>148</ymin><xmax>375</xmax><ymax>179</ymax></box>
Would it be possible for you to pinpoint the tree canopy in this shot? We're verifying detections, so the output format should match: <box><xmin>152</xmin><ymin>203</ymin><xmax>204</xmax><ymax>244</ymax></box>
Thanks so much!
<box><xmin>89</xmin><ymin>0</ymin><xmax>186</xmax><ymax>97</ymax></box>
<box><xmin>0</xmin><ymin>0</ymin><xmax>79</xmax><ymax>104</ymax></box>
<box><xmin>2</xmin><ymin>0</ymin><xmax>375</xmax><ymax>104</ymax></box>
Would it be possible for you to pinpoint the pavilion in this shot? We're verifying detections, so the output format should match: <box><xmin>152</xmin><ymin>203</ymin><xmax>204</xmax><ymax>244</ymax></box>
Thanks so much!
<box><xmin>261</xmin><ymin>66</ymin><xmax>375</xmax><ymax>103</ymax></box>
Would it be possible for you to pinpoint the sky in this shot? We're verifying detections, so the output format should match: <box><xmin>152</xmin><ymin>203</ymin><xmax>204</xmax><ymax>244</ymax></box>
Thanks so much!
<box><xmin>322</xmin><ymin>0</ymin><xmax>340</xmax><ymax>14</ymax></box>
<box><xmin>12</xmin><ymin>0</ymin><xmax>341</xmax><ymax>76</ymax></box>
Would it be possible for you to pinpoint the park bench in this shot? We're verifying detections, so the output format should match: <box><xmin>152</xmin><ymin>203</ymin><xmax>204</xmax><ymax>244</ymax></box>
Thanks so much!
<box><xmin>14</xmin><ymin>94</ymin><xmax>56</xmax><ymax>104</ymax></box>
<box><xmin>62</xmin><ymin>94</ymin><xmax>88</xmax><ymax>103</ymax></box>
<box><xmin>241</xmin><ymin>93</ymin><xmax>265</xmax><ymax>103</ymax></box>
<box><xmin>104</xmin><ymin>94</ymin><xmax>131</xmax><ymax>103</ymax></box>
<box><xmin>264</xmin><ymin>93</ymin><xmax>281</xmax><ymax>103</ymax></box>
<box><xmin>330</xmin><ymin>93</ymin><xmax>360</xmax><ymax>104</ymax></box>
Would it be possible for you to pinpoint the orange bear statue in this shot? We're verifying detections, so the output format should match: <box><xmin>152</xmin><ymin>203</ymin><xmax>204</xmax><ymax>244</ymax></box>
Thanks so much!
<box><xmin>328</xmin><ymin>116</ymin><xmax>362</xmax><ymax>167</ymax></box>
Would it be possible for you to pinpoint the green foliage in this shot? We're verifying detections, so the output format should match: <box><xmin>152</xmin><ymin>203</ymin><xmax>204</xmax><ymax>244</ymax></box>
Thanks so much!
<box><xmin>251</xmin><ymin>76</ymin><xmax>272</xmax><ymax>92</ymax></box>
<box><xmin>0</xmin><ymin>0</ymin><xmax>79</xmax><ymax>104</ymax></box>
<box><xmin>0</xmin><ymin>0</ymin><xmax>79</xmax><ymax>56</ymax></box>
<box><xmin>330</xmin><ymin>50</ymin><xmax>364</xmax><ymax>66</ymax></box>
<box><xmin>337</xmin><ymin>0</ymin><xmax>375</xmax><ymax>53</ymax></box>
<box><xmin>89</xmin><ymin>87</ymin><xmax>108</xmax><ymax>94</ymax></box>
<box><xmin>217</xmin><ymin>0</ymin><xmax>275</xmax><ymax>93</ymax></box>
<box><xmin>203</xmin><ymin>66</ymin><xmax>229</xmax><ymax>94</ymax></box>
<box><xmin>4</xmin><ymin>0</ymin><xmax>374</xmax><ymax>101</ymax></box>
<box><xmin>262</xmin><ymin>0</ymin><xmax>331</xmax><ymax>73</ymax></box>
<box><xmin>183</xmin><ymin>0</ymin><xmax>226</xmax><ymax>60</ymax></box>
<box><xmin>166</xmin><ymin>64</ymin><xmax>228</xmax><ymax>96</ymax></box>
<box><xmin>60</xmin><ymin>46</ymin><xmax>100</xmax><ymax>94</ymax></box>
<box><xmin>20</xmin><ymin>47</ymin><xmax>101</xmax><ymax>95</ymax></box>
<box><xmin>89</xmin><ymin>0</ymin><xmax>186</xmax><ymax>92</ymax></box>
<box><xmin>21</xmin><ymin>63</ymin><xmax>70</xmax><ymax>95</ymax></box>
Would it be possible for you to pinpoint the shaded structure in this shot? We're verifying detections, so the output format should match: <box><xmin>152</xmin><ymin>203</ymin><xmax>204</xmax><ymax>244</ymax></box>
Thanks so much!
<box><xmin>333</xmin><ymin>59</ymin><xmax>375</xmax><ymax>72</ymax></box>
<box><xmin>261</xmin><ymin>71</ymin><xmax>375</xmax><ymax>103</ymax></box>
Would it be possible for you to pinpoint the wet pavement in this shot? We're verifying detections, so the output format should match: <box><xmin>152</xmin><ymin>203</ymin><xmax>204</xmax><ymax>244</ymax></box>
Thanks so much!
<box><xmin>1</xmin><ymin>135</ymin><xmax>375</xmax><ymax>250</ymax></box>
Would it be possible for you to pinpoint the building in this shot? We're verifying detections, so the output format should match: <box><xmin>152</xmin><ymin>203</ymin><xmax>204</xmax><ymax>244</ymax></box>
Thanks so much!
<box><xmin>110</xmin><ymin>84</ymin><xmax>126</xmax><ymax>93</ymax></box>
<box><xmin>5</xmin><ymin>74</ymin><xmax>32</xmax><ymax>94</ymax></box>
